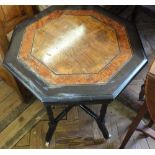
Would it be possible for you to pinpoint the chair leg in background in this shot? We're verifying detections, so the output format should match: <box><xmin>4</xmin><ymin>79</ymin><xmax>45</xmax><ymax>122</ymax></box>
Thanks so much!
<box><xmin>119</xmin><ymin>103</ymin><xmax>147</xmax><ymax>149</ymax></box>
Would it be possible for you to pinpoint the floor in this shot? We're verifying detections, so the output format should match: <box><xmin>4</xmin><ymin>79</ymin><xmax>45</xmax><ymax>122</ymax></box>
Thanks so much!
<box><xmin>0</xmin><ymin>80</ymin><xmax>155</xmax><ymax>149</ymax></box>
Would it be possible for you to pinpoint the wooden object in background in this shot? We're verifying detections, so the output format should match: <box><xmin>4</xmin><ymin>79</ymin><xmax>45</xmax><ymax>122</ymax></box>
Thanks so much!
<box><xmin>0</xmin><ymin>20</ymin><xmax>8</xmax><ymax>60</ymax></box>
<box><xmin>120</xmin><ymin>60</ymin><xmax>155</xmax><ymax>149</ymax></box>
<box><xmin>0</xmin><ymin>5</ymin><xmax>34</xmax><ymax>33</ymax></box>
<box><xmin>0</xmin><ymin>5</ymin><xmax>34</xmax><ymax>101</ymax></box>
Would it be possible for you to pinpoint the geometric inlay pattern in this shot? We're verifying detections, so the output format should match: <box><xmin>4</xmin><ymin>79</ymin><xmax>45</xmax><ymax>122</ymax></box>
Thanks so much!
<box><xmin>18</xmin><ymin>9</ymin><xmax>133</xmax><ymax>85</ymax></box>
<box><xmin>31</xmin><ymin>15</ymin><xmax>120</xmax><ymax>75</ymax></box>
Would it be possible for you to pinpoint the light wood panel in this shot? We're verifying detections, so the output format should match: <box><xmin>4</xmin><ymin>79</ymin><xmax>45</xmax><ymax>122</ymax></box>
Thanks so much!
<box><xmin>0</xmin><ymin>80</ymin><xmax>13</xmax><ymax>102</ymax></box>
<box><xmin>14</xmin><ymin>133</ymin><xmax>30</xmax><ymax>148</ymax></box>
<box><xmin>0</xmin><ymin>66</ymin><xmax>27</xmax><ymax>100</ymax></box>
<box><xmin>0</xmin><ymin>92</ymin><xmax>22</xmax><ymax>122</ymax></box>
<box><xmin>0</xmin><ymin>100</ymin><xmax>45</xmax><ymax>148</ymax></box>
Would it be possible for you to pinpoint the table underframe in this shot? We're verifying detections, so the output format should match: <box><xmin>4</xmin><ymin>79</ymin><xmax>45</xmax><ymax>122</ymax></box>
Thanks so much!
<box><xmin>44</xmin><ymin>102</ymin><xmax>111</xmax><ymax>146</ymax></box>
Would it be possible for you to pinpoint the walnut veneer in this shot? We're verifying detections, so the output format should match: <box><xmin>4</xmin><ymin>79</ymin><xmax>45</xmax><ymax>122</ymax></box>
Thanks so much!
<box><xmin>18</xmin><ymin>9</ymin><xmax>132</xmax><ymax>85</ymax></box>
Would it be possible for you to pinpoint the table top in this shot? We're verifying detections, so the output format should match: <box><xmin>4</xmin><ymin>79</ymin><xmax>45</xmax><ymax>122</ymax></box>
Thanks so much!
<box><xmin>4</xmin><ymin>6</ymin><xmax>147</xmax><ymax>103</ymax></box>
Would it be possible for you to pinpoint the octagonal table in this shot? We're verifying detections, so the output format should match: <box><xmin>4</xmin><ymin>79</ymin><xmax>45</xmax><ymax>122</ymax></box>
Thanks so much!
<box><xmin>4</xmin><ymin>6</ymin><xmax>147</xmax><ymax>146</ymax></box>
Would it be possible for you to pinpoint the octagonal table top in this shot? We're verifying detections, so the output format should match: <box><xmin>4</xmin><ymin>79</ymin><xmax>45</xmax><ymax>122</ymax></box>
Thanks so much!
<box><xmin>4</xmin><ymin>6</ymin><xmax>147</xmax><ymax>103</ymax></box>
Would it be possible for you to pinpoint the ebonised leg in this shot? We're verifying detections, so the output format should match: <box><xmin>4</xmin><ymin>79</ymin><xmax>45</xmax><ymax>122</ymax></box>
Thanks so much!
<box><xmin>98</xmin><ymin>104</ymin><xmax>108</xmax><ymax>123</ymax></box>
<box><xmin>45</xmin><ymin>103</ymin><xmax>110</xmax><ymax>146</ymax></box>
<box><xmin>45</xmin><ymin>104</ymin><xmax>74</xmax><ymax>146</ymax></box>
<box><xmin>45</xmin><ymin>105</ymin><xmax>57</xmax><ymax>146</ymax></box>
<box><xmin>97</xmin><ymin>104</ymin><xmax>111</xmax><ymax>139</ymax></box>
<box><xmin>80</xmin><ymin>103</ymin><xmax>111</xmax><ymax>139</ymax></box>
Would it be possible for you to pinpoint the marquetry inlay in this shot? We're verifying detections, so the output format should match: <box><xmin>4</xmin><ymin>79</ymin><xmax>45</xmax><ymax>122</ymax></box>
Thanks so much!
<box><xmin>18</xmin><ymin>10</ymin><xmax>133</xmax><ymax>85</ymax></box>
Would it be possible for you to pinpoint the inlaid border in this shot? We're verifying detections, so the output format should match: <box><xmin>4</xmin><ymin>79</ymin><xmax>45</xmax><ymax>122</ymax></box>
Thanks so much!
<box><xmin>18</xmin><ymin>9</ymin><xmax>132</xmax><ymax>85</ymax></box>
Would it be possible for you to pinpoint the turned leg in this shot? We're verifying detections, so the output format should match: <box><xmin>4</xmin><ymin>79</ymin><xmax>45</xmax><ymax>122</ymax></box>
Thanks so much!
<box><xmin>119</xmin><ymin>103</ymin><xmax>147</xmax><ymax>149</ymax></box>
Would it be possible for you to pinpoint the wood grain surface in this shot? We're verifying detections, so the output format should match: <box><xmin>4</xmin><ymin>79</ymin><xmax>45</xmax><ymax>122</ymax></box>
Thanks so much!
<box><xmin>0</xmin><ymin>5</ymin><xmax>34</xmax><ymax>33</ymax></box>
<box><xmin>18</xmin><ymin>9</ymin><xmax>132</xmax><ymax>85</ymax></box>
<box><xmin>145</xmin><ymin>60</ymin><xmax>155</xmax><ymax>123</ymax></box>
<box><xmin>31</xmin><ymin>15</ymin><xmax>119</xmax><ymax>75</ymax></box>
